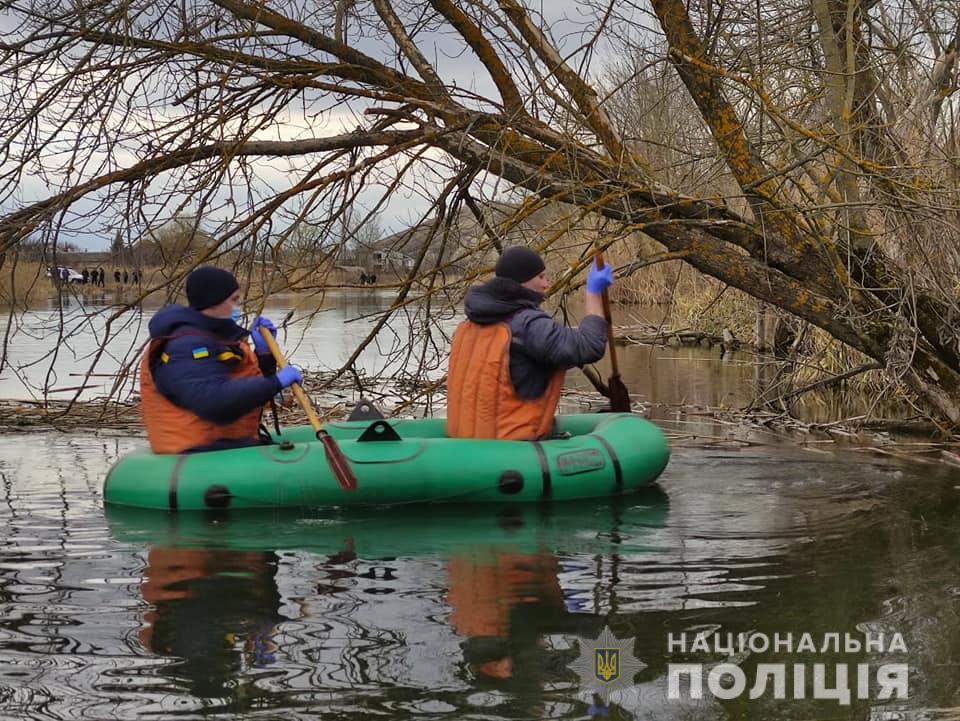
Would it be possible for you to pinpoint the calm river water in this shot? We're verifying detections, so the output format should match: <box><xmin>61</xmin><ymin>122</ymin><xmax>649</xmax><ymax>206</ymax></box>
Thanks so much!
<box><xmin>0</xmin><ymin>292</ymin><xmax>957</xmax><ymax>720</ymax></box>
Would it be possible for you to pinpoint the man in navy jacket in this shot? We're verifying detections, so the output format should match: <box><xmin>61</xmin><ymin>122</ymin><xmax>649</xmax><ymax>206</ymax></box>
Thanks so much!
<box><xmin>140</xmin><ymin>266</ymin><xmax>303</xmax><ymax>453</ymax></box>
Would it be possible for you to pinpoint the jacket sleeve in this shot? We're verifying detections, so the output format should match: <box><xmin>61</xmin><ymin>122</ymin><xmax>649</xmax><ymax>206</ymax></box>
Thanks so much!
<box><xmin>152</xmin><ymin>335</ymin><xmax>280</xmax><ymax>425</ymax></box>
<box><xmin>512</xmin><ymin>311</ymin><xmax>609</xmax><ymax>368</ymax></box>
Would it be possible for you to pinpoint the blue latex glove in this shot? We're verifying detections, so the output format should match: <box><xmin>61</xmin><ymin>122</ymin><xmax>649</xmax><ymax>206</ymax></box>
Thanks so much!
<box><xmin>586</xmin><ymin>260</ymin><xmax>614</xmax><ymax>294</ymax></box>
<box><xmin>275</xmin><ymin>365</ymin><xmax>303</xmax><ymax>389</ymax></box>
<box><xmin>249</xmin><ymin>316</ymin><xmax>276</xmax><ymax>355</ymax></box>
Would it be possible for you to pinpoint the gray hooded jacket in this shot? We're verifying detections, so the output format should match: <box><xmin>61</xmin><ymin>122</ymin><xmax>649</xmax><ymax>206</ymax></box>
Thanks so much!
<box><xmin>462</xmin><ymin>277</ymin><xmax>608</xmax><ymax>399</ymax></box>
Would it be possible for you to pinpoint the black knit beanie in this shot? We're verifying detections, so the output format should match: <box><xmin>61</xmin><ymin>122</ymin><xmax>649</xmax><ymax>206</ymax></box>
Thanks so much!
<box><xmin>495</xmin><ymin>246</ymin><xmax>546</xmax><ymax>283</ymax></box>
<box><xmin>186</xmin><ymin>266</ymin><xmax>239</xmax><ymax>310</ymax></box>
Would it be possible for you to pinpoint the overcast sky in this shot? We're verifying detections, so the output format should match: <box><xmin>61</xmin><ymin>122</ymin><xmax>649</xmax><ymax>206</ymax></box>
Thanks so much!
<box><xmin>2</xmin><ymin>1</ymin><xmax>649</xmax><ymax>252</ymax></box>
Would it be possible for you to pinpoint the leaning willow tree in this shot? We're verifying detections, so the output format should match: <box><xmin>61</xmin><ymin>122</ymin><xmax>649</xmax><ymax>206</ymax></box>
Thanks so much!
<box><xmin>0</xmin><ymin>0</ymin><xmax>958</xmax><ymax>418</ymax></box>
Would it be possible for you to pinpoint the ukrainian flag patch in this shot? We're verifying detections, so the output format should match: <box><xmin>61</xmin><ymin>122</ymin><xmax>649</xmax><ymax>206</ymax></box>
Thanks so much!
<box><xmin>192</xmin><ymin>347</ymin><xmax>210</xmax><ymax>359</ymax></box>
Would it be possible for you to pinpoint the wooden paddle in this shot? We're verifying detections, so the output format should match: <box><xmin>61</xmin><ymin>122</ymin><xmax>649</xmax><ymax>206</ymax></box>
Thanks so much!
<box><xmin>594</xmin><ymin>253</ymin><xmax>631</xmax><ymax>412</ymax></box>
<box><xmin>260</xmin><ymin>327</ymin><xmax>357</xmax><ymax>491</ymax></box>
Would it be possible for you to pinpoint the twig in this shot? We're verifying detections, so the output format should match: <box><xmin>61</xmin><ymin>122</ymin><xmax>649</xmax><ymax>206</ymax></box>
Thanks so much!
<box><xmin>780</xmin><ymin>363</ymin><xmax>883</xmax><ymax>401</ymax></box>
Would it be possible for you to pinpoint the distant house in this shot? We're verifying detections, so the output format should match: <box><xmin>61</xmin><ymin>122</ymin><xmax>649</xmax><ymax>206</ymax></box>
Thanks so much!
<box><xmin>371</xmin><ymin>248</ymin><xmax>415</xmax><ymax>271</ymax></box>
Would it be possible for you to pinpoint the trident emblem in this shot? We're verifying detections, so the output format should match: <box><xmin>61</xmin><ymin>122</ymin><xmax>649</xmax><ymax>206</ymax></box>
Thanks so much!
<box><xmin>595</xmin><ymin>648</ymin><xmax>620</xmax><ymax>683</ymax></box>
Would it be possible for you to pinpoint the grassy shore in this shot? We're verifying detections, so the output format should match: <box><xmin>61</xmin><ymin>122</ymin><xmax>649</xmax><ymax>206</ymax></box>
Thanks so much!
<box><xmin>0</xmin><ymin>261</ymin><xmax>52</xmax><ymax>306</ymax></box>
<box><xmin>0</xmin><ymin>260</ymin><xmax>368</xmax><ymax>310</ymax></box>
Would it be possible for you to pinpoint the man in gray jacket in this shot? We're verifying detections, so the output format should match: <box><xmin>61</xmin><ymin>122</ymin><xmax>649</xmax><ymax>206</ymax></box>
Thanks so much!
<box><xmin>447</xmin><ymin>246</ymin><xmax>613</xmax><ymax>439</ymax></box>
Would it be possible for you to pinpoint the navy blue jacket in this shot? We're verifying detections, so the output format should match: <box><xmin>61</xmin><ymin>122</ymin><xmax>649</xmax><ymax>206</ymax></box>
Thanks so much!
<box><xmin>147</xmin><ymin>305</ymin><xmax>280</xmax><ymax>426</ymax></box>
<box><xmin>463</xmin><ymin>277</ymin><xmax>608</xmax><ymax>399</ymax></box>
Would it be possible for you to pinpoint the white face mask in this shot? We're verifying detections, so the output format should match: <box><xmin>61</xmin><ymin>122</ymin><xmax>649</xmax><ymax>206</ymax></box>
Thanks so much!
<box><xmin>230</xmin><ymin>307</ymin><xmax>243</xmax><ymax>323</ymax></box>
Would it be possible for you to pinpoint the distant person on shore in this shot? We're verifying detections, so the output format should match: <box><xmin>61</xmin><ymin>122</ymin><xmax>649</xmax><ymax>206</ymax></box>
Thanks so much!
<box><xmin>114</xmin><ymin>269</ymin><xmax>121</xmax><ymax>284</ymax></box>
<box><xmin>123</xmin><ymin>270</ymin><xmax>129</xmax><ymax>285</ymax></box>
<box><xmin>446</xmin><ymin>246</ymin><xmax>613</xmax><ymax>440</ymax></box>
<box><xmin>131</xmin><ymin>269</ymin><xmax>140</xmax><ymax>284</ymax></box>
<box><xmin>82</xmin><ymin>269</ymin><xmax>90</xmax><ymax>284</ymax></box>
<box><xmin>139</xmin><ymin>266</ymin><xmax>303</xmax><ymax>454</ymax></box>
<box><xmin>97</xmin><ymin>266</ymin><xmax>105</xmax><ymax>287</ymax></box>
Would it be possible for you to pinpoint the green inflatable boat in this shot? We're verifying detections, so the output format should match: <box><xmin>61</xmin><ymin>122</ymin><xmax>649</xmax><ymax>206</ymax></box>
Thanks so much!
<box><xmin>103</xmin><ymin>413</ymin><xmax>670</xmax><ymax>511</ymax></box>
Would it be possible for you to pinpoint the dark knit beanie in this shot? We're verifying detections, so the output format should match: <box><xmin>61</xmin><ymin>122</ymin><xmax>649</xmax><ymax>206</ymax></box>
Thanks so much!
<box><xmin>186</xmin><ymin>266</ymin><xmax>239</xmax><ymax>310</ymax></box>
<box><xmin>495</xmin><ymin>246</ymin><xmax>546</xmax><ymax>283</ymax></box>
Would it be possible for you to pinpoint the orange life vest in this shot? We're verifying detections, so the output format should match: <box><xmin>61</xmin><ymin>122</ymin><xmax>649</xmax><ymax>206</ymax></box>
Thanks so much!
<box><xmin>139</xmin><ymin>336</ymin><xmax>265</xmax><ymax>454</ymax></box>
<box><xmin>447</xmin><ymin>319</ymin><xmax>564</xmax><ymax>440</ymax></box>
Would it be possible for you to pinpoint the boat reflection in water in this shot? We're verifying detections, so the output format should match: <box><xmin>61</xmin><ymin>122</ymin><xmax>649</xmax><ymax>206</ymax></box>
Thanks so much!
<box><xmin>107</xmin><ymin>490</ymin><xmax>670</xmax><ymax>712</ymax></box>
<box><xmin>137</xmin><ymin>547</ymin><xmax>286</xmax><ymax>699</ymax></box>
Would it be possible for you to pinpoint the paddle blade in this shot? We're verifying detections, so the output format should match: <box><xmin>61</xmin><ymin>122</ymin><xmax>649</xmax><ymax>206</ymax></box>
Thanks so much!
<box><xmin>608</xmin><ymin>373</ymin><xmax>631</xmax><ymax>413</ymax></box>
<box><xmin>319</xmin><ymin>430</ymin><xmax>357</xmax><ymax>491</ymax></box>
